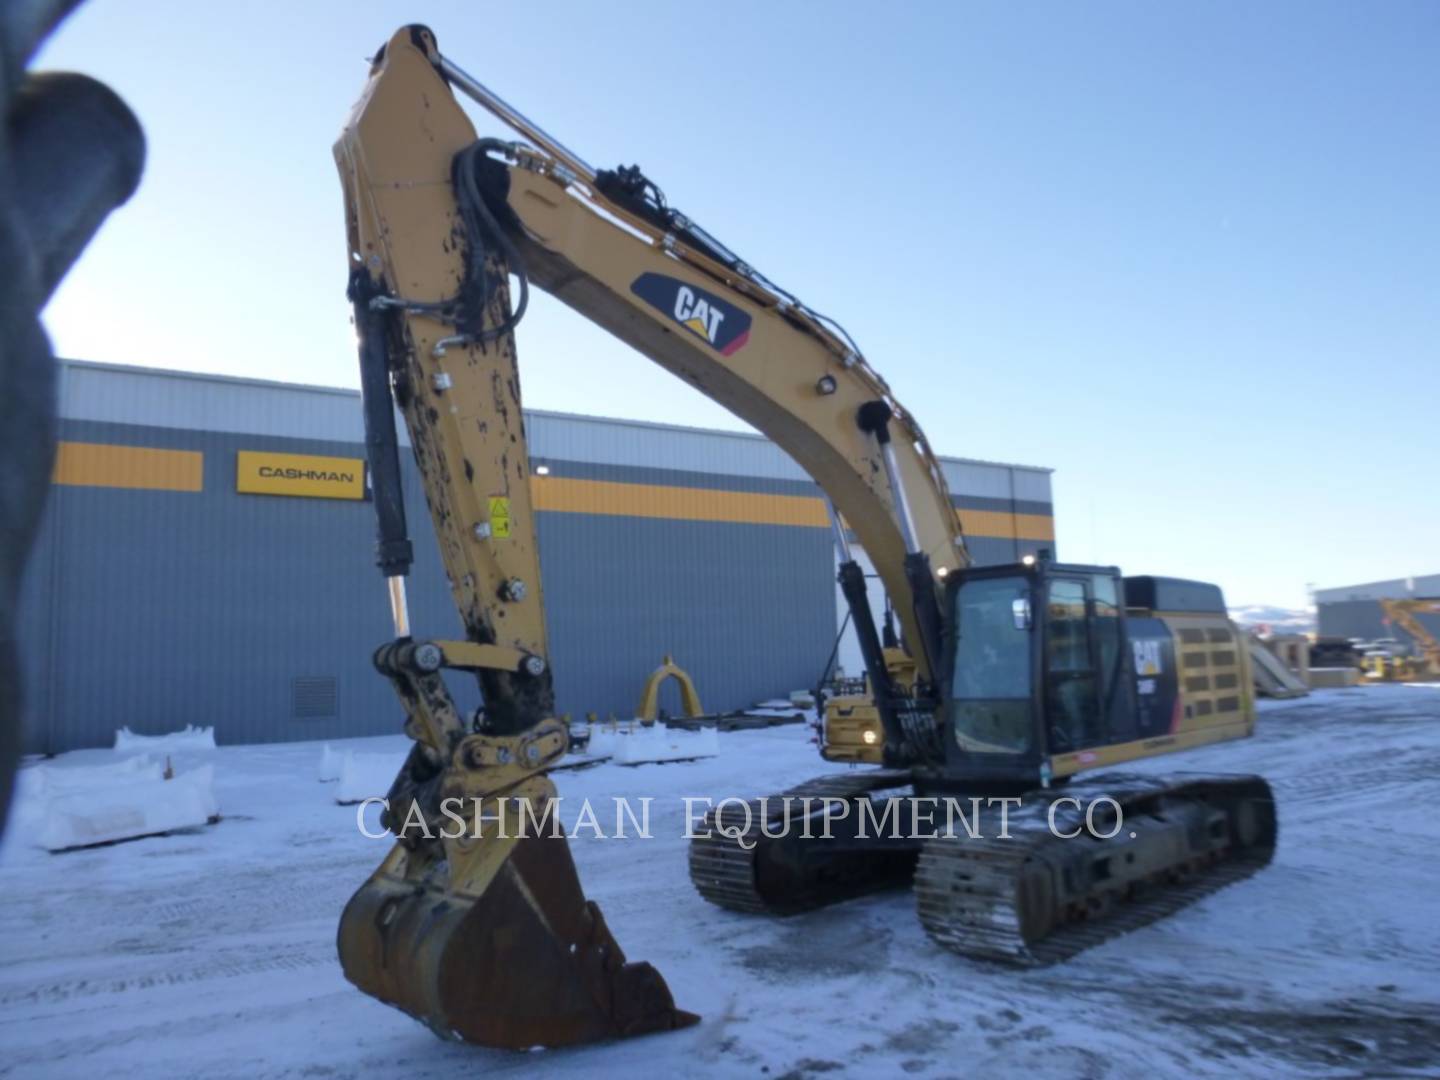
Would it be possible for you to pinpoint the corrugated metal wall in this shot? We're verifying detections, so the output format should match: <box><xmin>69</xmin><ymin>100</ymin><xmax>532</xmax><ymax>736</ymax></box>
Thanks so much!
<box><xmin>941</xmin><ymin>459</ymin><xmax>1054</xmax><ymax>565</ymax></box>
<box><xmin>25</xmin><ymin>417</ymin><xmax>472</xmax><ymax>753</ymax></box>
<box><xmin>19</xmin><ymin>361</ymin><xmax>1054</xmax><ymax>753</ymax></box>
<box><xmin>1313</xmin><ymin>575</ymin><xmax>1440</xmax><ymax>606</ymax></box>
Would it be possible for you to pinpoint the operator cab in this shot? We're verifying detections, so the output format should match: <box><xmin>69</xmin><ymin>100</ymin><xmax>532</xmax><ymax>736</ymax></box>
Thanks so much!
<box><xmin>942</xmin><ymin>559</ymin><xmax>1128</xmax><ymax>788</ymax></box>
<box><xmin>940</xmin><ymin>560</ymin><xmax>1231</xmax><ymax>791</ymax></box>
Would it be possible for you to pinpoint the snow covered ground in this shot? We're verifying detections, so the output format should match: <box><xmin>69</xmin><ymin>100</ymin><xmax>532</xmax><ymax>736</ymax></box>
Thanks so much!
<box><xmin>2</xmin><ymin>686</ymin><xmax>1438</xmax><ymax>1078</ymax></box>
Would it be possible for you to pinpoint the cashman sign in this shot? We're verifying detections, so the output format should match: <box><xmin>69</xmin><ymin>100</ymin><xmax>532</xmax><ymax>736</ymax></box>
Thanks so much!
<box><xmin>235</xmin><ymin>451</ymin><xmax>366</xmax><ymax>500</ymax></box>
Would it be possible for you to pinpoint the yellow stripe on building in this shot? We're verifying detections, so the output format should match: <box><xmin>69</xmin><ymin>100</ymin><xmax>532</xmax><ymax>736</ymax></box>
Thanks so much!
<box><xmin>47</xmin><ymin>446</ymin><xmax>1056</xmax><ymax>541</ymax></box>
<box><xmin>53</xmin><ymin>442</ymin><xmax>203</xmax><ymax>492</ymax></box>
<box><xmin>533</xmin><ymin>476</ymin><xmax>1055</xmax><ymax>540</ymax></box>
<box><xmin>957</xmin><ymin>509</ymin><xmax>1056</xmax><ymax>542</ymax></box>
<box><xmin>532</xmin><ymin>477</ymin><xmax>831</xmax><ymax>528</ymax></box>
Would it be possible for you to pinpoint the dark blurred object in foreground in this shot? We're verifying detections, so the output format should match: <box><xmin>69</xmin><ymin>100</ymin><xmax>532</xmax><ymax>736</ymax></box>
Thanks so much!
<box><xmin>0</xmin><ymin>0</ymin><xmax>145</xmax><ymax>837</ymax></box>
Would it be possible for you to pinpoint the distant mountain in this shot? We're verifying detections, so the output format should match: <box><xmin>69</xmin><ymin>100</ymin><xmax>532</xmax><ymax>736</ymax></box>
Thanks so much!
<box><xmin>1228</xmin><ymin>604</ymin><xmax>1316</xmax><ymax>634</ymax></box>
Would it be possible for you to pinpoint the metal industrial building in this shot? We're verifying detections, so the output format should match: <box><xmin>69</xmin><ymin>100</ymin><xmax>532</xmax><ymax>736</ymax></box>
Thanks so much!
<box><xmin>1315</xmin><ymin>574</ymin><xmax>1440</xmax><ymax>648</ymax></box>
<box><xmin>19</xmin><ymin>361</ymin><xmax>1056</xmax><ymax>754</ymax></box>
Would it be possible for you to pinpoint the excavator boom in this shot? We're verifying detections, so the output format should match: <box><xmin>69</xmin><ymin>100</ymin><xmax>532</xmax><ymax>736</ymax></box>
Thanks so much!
<box><xmin>435</xmin><ymin>41</ymin><xmax>971</xmax><ymax>761</ymax></box>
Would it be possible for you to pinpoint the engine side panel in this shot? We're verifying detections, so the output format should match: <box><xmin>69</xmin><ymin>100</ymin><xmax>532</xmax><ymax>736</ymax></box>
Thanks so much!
<box><xmin>1049</xmin><ymin>610</ymin><xmax>1254</xmax><ymax>778</ymax></box>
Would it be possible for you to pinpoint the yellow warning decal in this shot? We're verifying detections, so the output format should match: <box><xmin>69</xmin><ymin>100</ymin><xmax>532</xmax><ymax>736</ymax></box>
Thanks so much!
<box><xmin>488</xmin><ymin>496</ymin><xmax>511</xmax><ymax>539</ymax></box>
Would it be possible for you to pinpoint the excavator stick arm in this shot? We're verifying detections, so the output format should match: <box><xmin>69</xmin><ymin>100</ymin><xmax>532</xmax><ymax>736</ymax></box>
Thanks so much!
<box><xmin>335</xmin><ymin>26</ymin><xmax>695</xmax><ymax>1048</ymax></box>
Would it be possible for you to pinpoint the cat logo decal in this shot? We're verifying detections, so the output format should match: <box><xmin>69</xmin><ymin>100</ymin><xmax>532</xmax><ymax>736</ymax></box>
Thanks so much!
<box><xmin>631</xmin><ymin>272</ymin><xmax>752</xmax><ymax>356</ymax></box>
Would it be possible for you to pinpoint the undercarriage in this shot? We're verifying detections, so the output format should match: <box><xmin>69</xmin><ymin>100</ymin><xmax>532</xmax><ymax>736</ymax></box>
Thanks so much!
<box><xmin>691</xmin><ymin>770</ymin><xmax>1277</xmax><ymax>965</ymax></box>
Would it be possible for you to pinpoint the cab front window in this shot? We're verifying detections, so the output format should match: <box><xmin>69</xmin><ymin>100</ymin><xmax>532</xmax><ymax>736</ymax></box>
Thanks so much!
<box><xmin>950</xmin><ymin>576</ymin><xmax>1033</xmax><ymax>754</ymax></box>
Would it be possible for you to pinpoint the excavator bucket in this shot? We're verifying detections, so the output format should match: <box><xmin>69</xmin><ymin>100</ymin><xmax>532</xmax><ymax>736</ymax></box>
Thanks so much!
<box><xmin>339</xmin><ymin>827</ymin><xmax>697</xmax><ymax>1048</ymax></box>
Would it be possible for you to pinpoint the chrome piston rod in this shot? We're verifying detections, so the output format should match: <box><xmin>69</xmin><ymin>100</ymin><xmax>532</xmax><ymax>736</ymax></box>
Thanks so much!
<box><xmin>438</xmin><ymin>55</ymin><xmax>595</xmax><ymax>183</ymax></box>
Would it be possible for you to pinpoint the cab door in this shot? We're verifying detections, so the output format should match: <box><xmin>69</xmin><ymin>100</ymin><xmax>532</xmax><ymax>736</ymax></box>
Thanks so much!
<box><xmin>1090</xmin><ymin>571</ymin><xmax>1136</xmax><ymax>745</ymax></box>
<box><xmin>1042</xmin><ymin>572</ymin><xmax>1137</xmax><ymax>753</ymax></box>
<box><xmin>1043</xmin><ymin>577</ymin><xmax>1099</xmax><ymax>752</ymax></box>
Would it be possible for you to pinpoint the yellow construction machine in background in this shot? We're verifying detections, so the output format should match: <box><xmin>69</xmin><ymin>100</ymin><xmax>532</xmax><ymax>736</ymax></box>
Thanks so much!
<box><xmin>1367</xmin><ymin>598</ymin><xmax>1440</xmax><ymax>680</ymax></box>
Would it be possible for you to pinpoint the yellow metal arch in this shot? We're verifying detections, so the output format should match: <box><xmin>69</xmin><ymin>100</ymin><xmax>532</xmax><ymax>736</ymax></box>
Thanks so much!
<box><xmin>637</xmin><ymin>655</ymin><xmax>704</xmax><ymax>722</ymax></box>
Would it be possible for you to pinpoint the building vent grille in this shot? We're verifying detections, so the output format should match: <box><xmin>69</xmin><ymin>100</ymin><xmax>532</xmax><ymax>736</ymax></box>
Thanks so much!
<box><xmin>292</xmin><ymin>676</ymin><xmax>337</xmax><ymax>718</ymax></box>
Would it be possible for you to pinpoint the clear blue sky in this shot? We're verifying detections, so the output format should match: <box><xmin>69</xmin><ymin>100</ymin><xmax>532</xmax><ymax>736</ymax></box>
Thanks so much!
<box><xmin>39</xmin><ymin>2</ymin><xmax>1438</xmax><ymax>609</ymax></box>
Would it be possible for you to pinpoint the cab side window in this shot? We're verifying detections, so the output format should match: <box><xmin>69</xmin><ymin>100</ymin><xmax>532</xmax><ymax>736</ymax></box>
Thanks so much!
<box><xmin>1046</xmin><ymin>579</ymin><xmax>1096</xmax><ymax>750</ymax></box>
<box><xmin>1047</xmin><ymin>580</ymin><xmax>1089</xmax><ymax>672</ymax></box>
<box><xmin>1092</xmin><ymin>574</ymin><xmax>1123</xmax><ymax>700</ymax></box>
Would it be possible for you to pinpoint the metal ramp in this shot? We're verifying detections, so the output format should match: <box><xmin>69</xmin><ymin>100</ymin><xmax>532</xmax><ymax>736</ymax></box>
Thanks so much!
<box><xmin>1249</xmin><ymin>638</ymin><xmax>1310</xmax><ymax>698</ymax></box>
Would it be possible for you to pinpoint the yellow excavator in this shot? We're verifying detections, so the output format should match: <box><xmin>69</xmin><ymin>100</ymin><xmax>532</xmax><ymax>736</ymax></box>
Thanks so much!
<box><xmin>334</xmin><ymin>26</ymin><xmax>1277</xmax><ymax>1050</ymax></box>
<box><xmin>1374</xmin><ymin>598</ymin><xmax>1440</xmax><ymax>679</ymax></box>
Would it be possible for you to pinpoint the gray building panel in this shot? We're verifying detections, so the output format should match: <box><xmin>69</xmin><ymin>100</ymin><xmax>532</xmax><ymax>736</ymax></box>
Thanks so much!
<box><xmin>58</xmin><ymin>359</ymin><xmax>368</xmax><ymax>446</ymax></box>
<box><xmin>1011</xmin><ymin>468</ymin><xmax>1054</xmax><ymax>505</ymax></box>
<box><xmin>23</xmin><ymin>362</ymin><xmax>1055</xmax><ymax>752</ymax></box>
<box><xmin>961</xmin><ymin>536</ymin><xmax>1023</xmax><ymax>567</ymax></box>
<box><xmin>21</xmin><ymin>418</ymin><xmax>473</xmax><ymax>753</ymax></box>
<box><xmin>58</xmin><ymin>359</ymin><xmax>1053</xmax><ymax>496</ymax></box>
<box><xmin>940</xmin><ymin>460</ymin><xmax>1052</xmax><ymax>503</ymax></box>
<box><xmin>952</xmin><ymin>495</ymin><xmax>1053</xmax><ymax>517</ymax></box>
<box><xmin>1313</xmin><ymin>574</ymin><xmax>1440</xmax><ymax>605</ymax></box>
<box><xmin>941</xmin><ymin>460</ymin><xmax>1012</xmax><ymax>501</ymax></box>
<box><xmin>539</xmin><ymin>458</ymin><xmax>819</xmax><ymax>497</ymax></box>
<box><xmin>19</xmin><ymin>419</ymin><xmax>841</xmax><ymax>752</ymax></box>
<box><xmin>940</xmin><ymin>459</ymin><xmax>1056</xmax><ymax>567</ymax></box>
<box><xmin>16</xmin><ymin>498</ymin><xmax>55</xmax><ymax>756</ymax></box>
<box><xmin>537</xmin><ymin>513</ymin><xmax>834</xmax><ymax>722</ymax></box>
<box><xmin>528</xmin><ymin>409</ymin><xmax>809</xmax><ymax>483</ymax></box>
